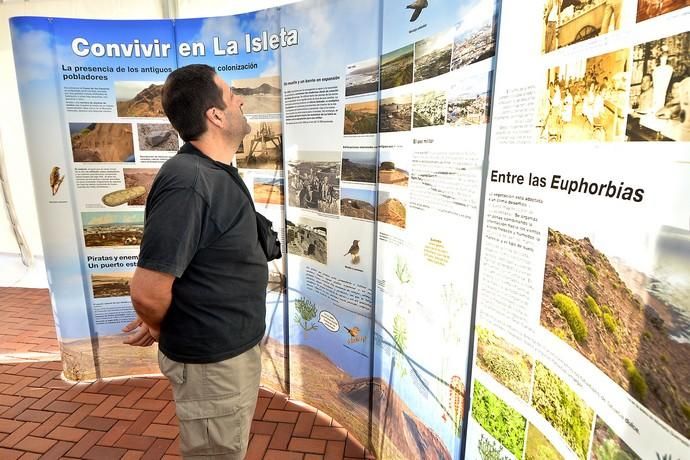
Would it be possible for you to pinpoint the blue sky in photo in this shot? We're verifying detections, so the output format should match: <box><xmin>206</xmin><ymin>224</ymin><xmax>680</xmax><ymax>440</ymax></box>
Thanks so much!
<box><xmin>175</xmin><ymin>10</ymin><xmax>281</xmax><ymax>79</ymax></box>
<box><xmin>382</xmin><ymin>0</ymin><xmax>496</xmax><ymax>53</ymax></box>
<box><xmin>280</xmin><ymin>0</ymin><xmax>381</xmax><ymax>80</ymax></box>
<box><xmin>341</xmin><ymin>187</ymin><xmax>376</xmax><ymax>205</ymax></box>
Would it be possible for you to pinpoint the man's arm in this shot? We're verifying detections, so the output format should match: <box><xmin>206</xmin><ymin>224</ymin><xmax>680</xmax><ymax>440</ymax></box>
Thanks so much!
<box><xmin>123</xmin><ymin>266</ymin><xmax>174</xmax><ymax>346</ymax></box>
<box><xmin>130</xmin><ymin>266</ymin><xmax>175</xmax><ymax>329</ymax></box>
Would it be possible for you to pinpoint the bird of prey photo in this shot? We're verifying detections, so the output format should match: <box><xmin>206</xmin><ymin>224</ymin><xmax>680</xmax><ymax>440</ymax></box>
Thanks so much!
<box><xmin>407</xmin><ymin>0</ymin><xmax>429</xmax><ymax>22</ymax></box>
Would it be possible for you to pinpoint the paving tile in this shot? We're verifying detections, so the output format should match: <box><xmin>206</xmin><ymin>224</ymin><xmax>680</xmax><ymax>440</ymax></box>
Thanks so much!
<box><xmin>76</xmin><ymin>416</ymin><xmax>118</xmax><ymax>431</ymax></box>
<box><xmin>268</xmin><ymin>422</ymin><xmax>295</xmax><ymax>450</ymax></box>
<box><xmin>65</xmin><ymin>430</ymin><xmax>104</xmax><ymax>458</ymax></box>
<box><xmin>97</xmin><ymin>419</ymin><xmax>132</xmax><ymax>446</ymax></box>
<box><xmin>46</xmin><ymin>426</ymin><xmax>88</xmax><ymax>442</ymax></box>
<box><xmin>142</xmin><ymin>438</ymin><xmax>173</xmax><ymax>460</ymax></box>
<box><xmin>15</xmin><ymin>409</ymin><xmax>53</xmax><ymax>423</ymax></box>
<box><xmin>40</xmin><ymin>440</ymin><xmax>74</xmax><ymax>460</ymax></box>
<box><xmin>305</xmin><ymin>454</ymin><xmax>325</xmax><ymax>460</ymax></box>
<box><xmin>82</xmin><ymin>445</ymin><xmax>127</xmax><ymax>460</ymax></box>
<box><xmin>12</xmin><ymin>435</ymin><xmax>57</xmax><ymax>454</ymax></box>
<box><xmin>142</xmin><ymin>423</ymin><xmax>178</xmax><ymax>439</ymax></box>
<box><xmin>126</xmin><ymin>410</ymin><xmax>159</xmax><ymax>435</ymax></box>
<box><xmin>152</xmin><ymin>401</ymin><xmax>176</xmax><ymax>424</ymax></box>
<box><xmin>105</xmin><ymin>407</ymin><xmax>144</xmax><ymax>421</ymax></box>
<box><xmin>251</xmin><ymin>420</ymin><xmax>278</xmax><ymax>435</ymax></box>
<box><xmin>269</xmin><ymin>392</ymin><xmax>289</xmax><ymax>410</ymax></box>
<box><xmin>245</xmin><ymin>433</ymin><xmax>271</xmax><ymax>460</ymax></box>
<box><xmin>288</xmin><ymin>437</ymin><xmax>328</xmax><ymax>454</ymax></box>
<box><xmin>61</xmin><ymin>403</ymin><xmax>96</xmax><ymax>427</ymax></box>
<box><xmin>114</xmin><ymin>434</ymin><xmax>156</xmax><ymax>451</ymax></box>
<box><xmin>118</xmin><ymin>386</ymin><xmax>148</xmax><ymax>408</ymax></box>
<box><xmin>254</xmin><ymin>396</ymin><xmax>271</xmax><ymax>419</ymax></box>
<box><xmin>122</xmin><ymin>450</ymin><xmax>145</xmax><ymax>460</ymax></box>
<box><xmin>264</xmin><ymin>409</ymin><xmax>299</xmax><ymax>424</ymax></box>
<box><xmin>294</xmin><ymin>412</ymin><xmax>317</xmax><ymax>437</ymax></box>
<box><xmin>264</xmin><ymin>450</ymin><xmax>304</xmax><ymax>460</ymax></box>
<box><xmin>44</xmin><ymin>400</ymin><xmax>81</xmax><ymax>413</ymax></box>
<box><xmin>325</xmin><ymin>440</ymin><xmax>346</xmax><ymax>460</ymax></box>
<box><xmin>311</xmin><ymin>426</ymin><xmax>348</xmax><ymax>441</ymax></box>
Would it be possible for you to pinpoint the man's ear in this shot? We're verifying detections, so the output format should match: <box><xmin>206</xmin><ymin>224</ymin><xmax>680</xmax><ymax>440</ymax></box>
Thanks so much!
<box><xmin>206</xmin><ymin>107</ymin><xmax>223</xmax><ymax>127</ymax></box>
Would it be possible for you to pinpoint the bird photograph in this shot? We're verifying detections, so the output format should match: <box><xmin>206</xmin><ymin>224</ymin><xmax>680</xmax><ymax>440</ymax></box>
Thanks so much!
<box><xmin>344</xmin><ymin>239</ymin><xmax>361</xmax><ymax>264</ymax></box>
<box><xmin>407</xmin><ymin>0</ymin><xmax>429</xmax><ymax>22</ymax></box>
<box><xmin>49</xmin><ymin>166</ymin><xmax>65</xmax><ymax>196</ymax></box>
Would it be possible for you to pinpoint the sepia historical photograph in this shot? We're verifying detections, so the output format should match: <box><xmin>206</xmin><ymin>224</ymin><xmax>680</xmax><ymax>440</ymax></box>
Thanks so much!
<box><xmin>542</xmin><ymin>0</ymin><xmax>623</xmax><ymax>54</ymax></box>
<box><xmin>286</xmin><ymin>217</ymin><xmax>327</xmax><ymax>264</ymax></box>
<box><xmin>231</xmin><ymin>76</ymin><xmax>281</xmax><ymax>115</ymax></box>
<box><xmin>237</xmin><ymin>120</ymin><xmax>283</xmax><ymax>170</ymax></box>
<box><xmin>537</xmin><ymin>48</ymin><xmax>629</xmax><ymax>143</ymax></box>
<box><xmin>288</xmin><ymin>153</ymin><xmax>341</xmax><ymax>215</ymax></box>
<box><xmin>626</xmin><ymin>31</ymin><xmax>689</xmax><ymax>142</ymax></box>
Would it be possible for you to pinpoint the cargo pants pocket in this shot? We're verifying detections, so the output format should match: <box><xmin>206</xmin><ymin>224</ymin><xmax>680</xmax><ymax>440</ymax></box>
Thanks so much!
<box><xmin>176</xmin><ymin>394</ymin><xmax>242</xmax><ymax>457</ymax></box>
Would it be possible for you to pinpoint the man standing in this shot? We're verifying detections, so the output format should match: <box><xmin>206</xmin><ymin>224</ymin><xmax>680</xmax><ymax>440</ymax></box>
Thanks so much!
<box><xmin>543</xmin><ymin>0</ymin><xmax>561</xmax><ymax>53</ymax></box>
<box><xmin>124</xmin><ymin>64</ymin><xmax>267</xmax><ymax>459</ymax></box>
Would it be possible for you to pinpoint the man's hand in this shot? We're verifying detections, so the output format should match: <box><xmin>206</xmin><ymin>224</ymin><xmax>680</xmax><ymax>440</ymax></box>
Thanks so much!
<box><xmin>122</xmin><ymin>317</ymin><xmax>158</xmax><ymax>347</ymax></box>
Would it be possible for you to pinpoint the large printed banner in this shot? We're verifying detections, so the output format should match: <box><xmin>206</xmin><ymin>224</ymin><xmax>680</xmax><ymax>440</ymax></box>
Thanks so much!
<box><xmin>9</xmin><ymin>14</ymin><xmax>289</xmax><ymax>388</ymax></box>
<box><xmin>465</xmin><ymin>1</ymin><xmax>689</xmax><ymax>460</ymax></box>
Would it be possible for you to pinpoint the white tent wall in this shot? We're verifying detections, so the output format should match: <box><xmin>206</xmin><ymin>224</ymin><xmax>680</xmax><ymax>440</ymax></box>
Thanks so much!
<box><xmin>0</xmin><ymin>0</ymin><xmax>298</xmax><ymax>287</ymax></box>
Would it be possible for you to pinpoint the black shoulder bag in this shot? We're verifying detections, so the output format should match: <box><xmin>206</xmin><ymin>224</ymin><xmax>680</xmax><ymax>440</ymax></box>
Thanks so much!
<box><xmin>227</xmin><ymin>170</ymin><xmax>282</xmax><ymax>261</ymax></box>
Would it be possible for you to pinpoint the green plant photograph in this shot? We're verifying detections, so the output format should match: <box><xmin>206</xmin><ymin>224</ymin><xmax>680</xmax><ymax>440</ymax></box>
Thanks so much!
<box><xmin>476</xmin><ymin>326</ymin><xmax>534</xmax><ymax>401</ymax></box>
<box><xmin>525</xmin><ymin>423</ymin><xmax>563</xmax><ymax>460</ymax></box>
<box><xmin>531</xmin><ymin>362</ymin><xmax>594</xmax><ymax>460</ymax></box>
<box><xmin>294</xmin><ymin>297</ymin><xmax>318</xmax><ymax>331</ymax></box>
<box><xmin>590</xmin><ymin>416</ymin><xmax>640</xmax><ymax>460</ymax></box>
<box><xmin>471</xmin><ymin>381</ymin><xmax>527</xmax><ymax>459</ymax></box>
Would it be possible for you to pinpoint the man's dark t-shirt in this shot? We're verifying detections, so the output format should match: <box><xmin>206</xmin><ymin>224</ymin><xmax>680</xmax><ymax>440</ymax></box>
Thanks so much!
<box><xmin>137</xmin><ymin>143</ymin><xmax>268</xmax><ymax>364</ymax></box>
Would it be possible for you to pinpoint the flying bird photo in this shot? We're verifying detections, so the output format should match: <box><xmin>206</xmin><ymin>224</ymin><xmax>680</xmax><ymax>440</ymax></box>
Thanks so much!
<box><xmin>407</xmin><ymin>0</ymin><xmax>429</xmax><ymax>22</ymax></box>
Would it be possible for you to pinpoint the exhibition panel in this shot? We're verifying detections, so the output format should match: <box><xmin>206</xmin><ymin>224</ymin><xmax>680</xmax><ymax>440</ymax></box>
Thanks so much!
<box><xmin>9</xmin><ymin>0</ymin><xmax>689</xmax><ymax>458</ymax></box>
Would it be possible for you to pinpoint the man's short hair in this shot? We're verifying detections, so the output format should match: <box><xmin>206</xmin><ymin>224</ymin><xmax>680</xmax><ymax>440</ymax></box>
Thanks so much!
<box><xmin>162</xmin><ymin>64</ymin><xmax>226</xmax><ymax>142</ymax></box>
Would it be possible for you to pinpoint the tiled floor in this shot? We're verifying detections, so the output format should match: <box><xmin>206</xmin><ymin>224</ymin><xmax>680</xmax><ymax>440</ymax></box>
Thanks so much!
<box><xmin>0</xmin><ymin>287</ymin><xmax>374</xmax><ymax>459</ymax></box>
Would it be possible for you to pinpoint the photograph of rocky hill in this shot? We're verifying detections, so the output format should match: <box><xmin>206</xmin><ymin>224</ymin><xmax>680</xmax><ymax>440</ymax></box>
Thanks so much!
<box><xmin>123</xmin><ymin>168</ymin><xmax>157</xmax><ymax>206</ymax></box>
<box><xmin>70</xmin><ymin>123</ymin><xmax>134</xmax><ymax>162</ymax></box>
<box><xmin>341</xmin><ymin>153</ymin><xmax>376</xmax><ymax>183</ymax></box>
<box><xmin>378</xmin><ymin>161</ymin><xmax>409</xmax><ymax>186</ymax></box>
<box><xmin>340</xmin><ymin>188</ymin><xmax>375</xmax><ymax>221</ymax></box>
<box><xmin>115</xmin><ymin>82</ymin><xmax>164</xmax><ymax>118</ymax></box>
<box><xmin>231</xmin><ymin>76</ymin><xmax>281</xmax><ymax>114</ymax></box>
<box><xmin>541</xmin><ymin>228</ymin><xmax>690</xmax><ymax>437</ymax></box>
<box><xmin>377</xmin><ymin>194</ymin><xmax>406</xmax><ymax>229</ymax></box>
<box><xmin>271</xmin><ymin>334</ymin><xmax>451</xmax><ymax>460</ymax></box>
<box><xmin>344</xmin><ymin>100</ymin><xmax>378</xmax><ymax>135</ymax></box>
